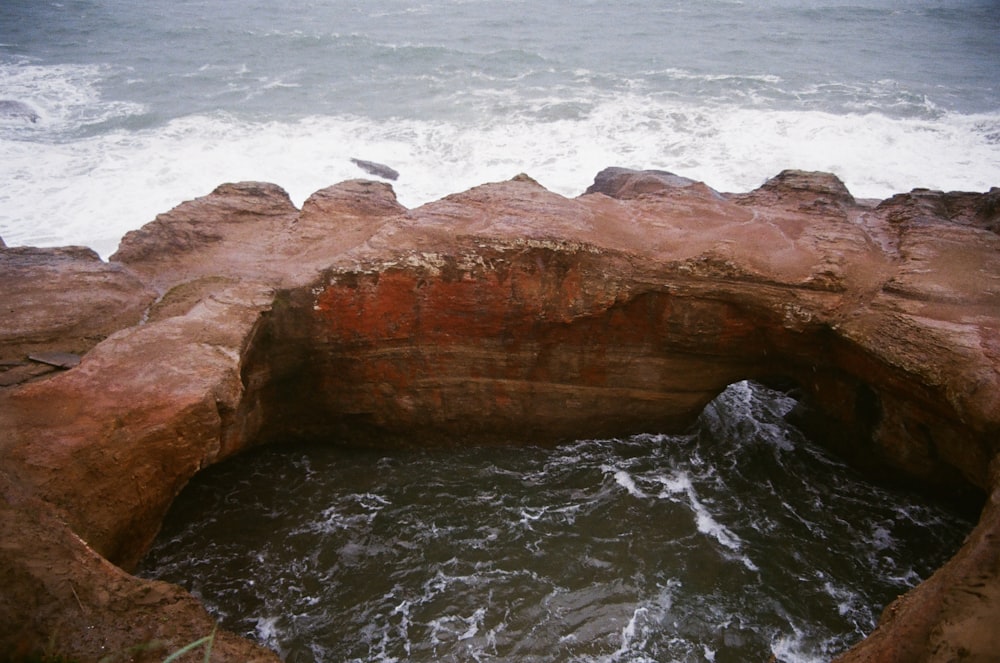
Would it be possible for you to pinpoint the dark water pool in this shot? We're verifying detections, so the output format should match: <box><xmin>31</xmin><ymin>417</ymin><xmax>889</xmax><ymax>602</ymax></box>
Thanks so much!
<box><xmin>138</xmin><ymin>381</ymin><xmax>972</xmax><ymax>662</ymax></box>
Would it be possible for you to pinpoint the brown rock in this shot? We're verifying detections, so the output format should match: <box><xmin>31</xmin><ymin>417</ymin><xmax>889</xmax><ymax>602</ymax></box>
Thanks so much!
<box><xmin>112</xmin><ymin>179</ymin><xmax>402</xmax><ymax>296</ymax></box>
<box><xmin>583</xmin><ymin>166</ymin><xmax>708</xmax><ymax>198</ymax></box>
<box><xmin>878</xmin><ymin>186</ymin><xmax>1000</xmax><ymax>234</ymax></box>
<box><xmin>0</xmin><ymin>244</ymin><xmax>156</xmax><ymax>386</ymax></box>
<box><xmin>111</xmin><ymin>182</ymin><xmax>301</xmax><ymax>292</ymax></box>
<box><xmin>0</xmin><ymin>473</ymin><xmax>275</xmax><ymax>663</ymax></box>
<box><xmin>0</xmin><ymin>170</ymin><xmax>998</xmax><ymax>661</ymax></box>
<box><xmin>736</xmin><ymin>168</ymin><xmax>857</xmax><ymax>209</ymax></box>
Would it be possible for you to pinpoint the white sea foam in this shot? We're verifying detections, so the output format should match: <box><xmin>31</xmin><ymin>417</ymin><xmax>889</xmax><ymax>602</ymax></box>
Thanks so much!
<box><xmin>135</xmin><ymin>382</ymin><xmax>974</xmax><ymax>661</ymax></box>
<box><xmin>0</xmin><ymin>61</ymin><xmax>146</xmax><ymax>134</ymax></box>
<box><xmin>610</xmin><ymin>468</ymin><xmax>647</xmax><ymax>498</ymax></box>
<box><xmin>605</xmin><ymin>582</ymin><xmax>680</xmax><ymax>663</ymax></box>
<box><xmin>823</xmin><ymin>581</ymin><xmax>862</xmax><ymax>618</ymax></box>
<box><xmin>2</xmin><ymin>65</ymin><xmax>998</xmax><ymax>258</ymax></box>
<box><xmin>612</xmin><ymin>606</ymin><xmax>650</xmax><ymax>660</ymax></box>
<box><xmin>459</xmin><ymin>606</ymin><xmax>487</xmax><ymax>640</ymax></box>
<box><xmin>426</xmin><ymin>606</ymin><xmax>488</xmax><ymax>647</ymax></box>
<box><xmin>518</xmin><ymin>505</ymin><xmax>547</xmax><ymax>528</ymax></box>
<box><xmin>870</xmin><ymin>524</ymin><xmax>894</xmax><ymax>550</ymax></box>
<box><xmin>657</xmin><ymin>471</ymin><xmax>757</xmax><ymax>571</ymax></box>
<box><xmin>253</xmin><ymin>615</ymin><xmax>283</xmax><ymax>651</ymax></box>
<box><xmin>770</xmin><ymin>630</ymin><xmax>830</xmax><ymax>663</ymax></box>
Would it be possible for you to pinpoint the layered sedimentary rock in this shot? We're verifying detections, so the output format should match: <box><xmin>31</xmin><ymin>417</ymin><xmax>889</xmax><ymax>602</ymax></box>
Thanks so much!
<box><xmin>0</xmin><ymin>246</ymin><xmax>155</xmax><ymax>386</ymax></box>
<box><xmin>0</xmin><ymin>169</ymin><xmax>998</xmax><ymax>661</ymax></box>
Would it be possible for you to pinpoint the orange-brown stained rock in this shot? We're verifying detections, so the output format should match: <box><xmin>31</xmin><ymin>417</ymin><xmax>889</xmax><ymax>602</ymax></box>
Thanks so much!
<box><xmin>1</xmin><ymin>169</ymin><xmax>998</xmax><ymax>661</ymax></box>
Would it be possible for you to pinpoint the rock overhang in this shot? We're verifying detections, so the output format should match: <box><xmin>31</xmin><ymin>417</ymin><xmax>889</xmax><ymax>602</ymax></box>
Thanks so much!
<box><xmin>1</xmin><ymin>169</ymin><xmax>998</xmax><ymax>661</ymax></box>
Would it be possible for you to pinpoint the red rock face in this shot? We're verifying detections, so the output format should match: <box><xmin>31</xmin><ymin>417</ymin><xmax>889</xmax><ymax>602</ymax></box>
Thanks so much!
<box><xmin>264</xmin><ymin>248</ymin><xmax>756</xmax><ymax>446</ymax></box>
<box><xmin>1</xmin><ymin>170</ymin><xmax>999</xmax><ymax>661</ymax></box>
<box><xmin>254</xmin><ymin>238</ymin><xmax>992</xmax><ymax>502</ymax></box>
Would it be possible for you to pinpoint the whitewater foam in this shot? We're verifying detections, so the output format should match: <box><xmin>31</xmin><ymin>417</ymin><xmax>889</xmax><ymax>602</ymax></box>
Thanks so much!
<box><xmin>656</xmin><ymin>470</ymin><xmax>759</xmax><ymax>574</ymax></box>
<box><xmin>608</xmin><ymin>467</ymin><xmax>647</xmax><ymax>499</ymax></box>
<box><xmin>2</xmin><ymin>65</ymin><xmax>998</xmax><ymax>258</ymax></box>
<box><xmin>136</xmin><ymin>381</ymin><xmax>973</xmax><ymax>661</ymax></box>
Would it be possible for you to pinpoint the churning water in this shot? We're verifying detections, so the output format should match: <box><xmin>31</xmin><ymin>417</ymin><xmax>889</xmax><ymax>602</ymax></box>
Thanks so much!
<box><xmin>138</xmin><ymin>381</ymin><xmax>973</xmax><ymax>662</ymax></box>
<box><xmin>2</xmin><ymin>0</ymin><xmax>999</xmax><ymax>257</ymax></box>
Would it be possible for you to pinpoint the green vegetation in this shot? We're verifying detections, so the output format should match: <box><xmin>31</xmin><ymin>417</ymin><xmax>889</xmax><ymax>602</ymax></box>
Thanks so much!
<box><xmin>160</xmin><ymin>628</ymin><xmax>215</xmax><ymax>663</ymax></box>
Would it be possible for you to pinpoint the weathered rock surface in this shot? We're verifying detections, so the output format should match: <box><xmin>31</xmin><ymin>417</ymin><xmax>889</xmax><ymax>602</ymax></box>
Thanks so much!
<box><xmin>0</xmin><ymin>169</ymin><xmax>998</xmax><ymax>661</ymax></box>
<box><xmin>0</xmin><ymin>245</ymin><xmax>156</xmax><ymax>387</ymax></box>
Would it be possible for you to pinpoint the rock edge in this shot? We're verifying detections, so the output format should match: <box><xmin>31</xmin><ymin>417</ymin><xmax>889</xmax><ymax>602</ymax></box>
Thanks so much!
<box><xmin>1</xmin><ymin>169</ymin><xmax>998</xmax><ymax>661</ymax></box>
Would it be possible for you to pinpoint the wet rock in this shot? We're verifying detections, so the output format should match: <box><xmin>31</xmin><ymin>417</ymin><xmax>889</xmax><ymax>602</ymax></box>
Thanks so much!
<box><xmin>350</xmin><ymin>157</ymin><xmax>400</xmax><ymax>181</ymax></box>
<box><xmin>732</xmin><ymin>169</ymin><xmax>857</xmax><ymax>218</ymax></box>
<box><xmin>0</xmin><ymin>99</ymin><xmax>40</xmax><ymax>123</ymax></box>
<box><xmin>0</xmin><ymin>244</ymin><xmax>155</xmax><ymax>383</ymax></box>
<box><xmin>1</xmin><ymin>171</ymin><xmax>998</xmax><ymax>661</ymax></box>
<box><xmin>27</xmin><ymin>352</ymin><xmax>81</xmax><ymax>369</ymax></box>
<box><xmin>878</xmin><ymin>186</ymin><xmax>1000</xmax><ymax>234</ymax></box>
<box><xmin>583</xmin><ymin>166</ymin><xmax>705</xmax><ymax>198</ymax></box>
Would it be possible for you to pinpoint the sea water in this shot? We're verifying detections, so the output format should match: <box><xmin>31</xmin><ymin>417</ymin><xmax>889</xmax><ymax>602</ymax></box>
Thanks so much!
<box><xmin>138</xmin><ymin>382</ymin><xmax>973</xmax><ymax>662</ymax></box>
<box><xmin>2</xmin><ymin>0</ymin><xmax>999</xmax><ymax>257</ymax></box>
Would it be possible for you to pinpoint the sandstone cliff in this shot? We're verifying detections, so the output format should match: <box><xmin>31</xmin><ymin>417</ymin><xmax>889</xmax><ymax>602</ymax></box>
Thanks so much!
<box><xmin>0</xmin><ymin>169</ymin><xmax>997</xmax><ymax>661</ymax></box>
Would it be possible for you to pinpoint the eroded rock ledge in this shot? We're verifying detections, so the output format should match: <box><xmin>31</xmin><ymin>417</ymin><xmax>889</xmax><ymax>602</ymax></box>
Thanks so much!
<box><xmin>1</xmin><ymin>170</ymin><xmax>998</xmax><ymax>661</ymax></box>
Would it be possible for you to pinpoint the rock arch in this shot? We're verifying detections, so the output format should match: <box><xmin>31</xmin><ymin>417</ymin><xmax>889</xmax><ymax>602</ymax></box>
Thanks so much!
<box><xmin>1</xmin><ymin>171</ymin><xmax>998</xmax><ymax>660</ymax></box>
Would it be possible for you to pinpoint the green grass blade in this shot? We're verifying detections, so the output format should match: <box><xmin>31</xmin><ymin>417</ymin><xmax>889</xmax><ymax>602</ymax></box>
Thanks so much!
<box><xmin>161</xmin><ymin>627</ymin><xmax>216</xmax><ymax>663</ymax></box>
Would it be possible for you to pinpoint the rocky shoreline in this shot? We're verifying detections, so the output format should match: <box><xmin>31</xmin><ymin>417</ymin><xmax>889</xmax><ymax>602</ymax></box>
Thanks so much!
<box><xmin>1</xmin><ymin>169</ymin><xmax>998</xmax><ymax>661</ymax></box>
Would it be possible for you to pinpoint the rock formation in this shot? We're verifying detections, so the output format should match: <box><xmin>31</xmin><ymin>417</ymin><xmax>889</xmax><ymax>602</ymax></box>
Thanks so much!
<box><xmin>350</xmin><ymin>157</ymin><xmax>401</xmax><ymax>181</ymax></box>
<box><xmin>0</xmin><ymin>99</ymin><xmax>41</xmax><ymax>123</ymax></box>
<box><xmin>1</xmin><ymin>169</ymin><xmax>998</xmax><ymax>661</ymax></box>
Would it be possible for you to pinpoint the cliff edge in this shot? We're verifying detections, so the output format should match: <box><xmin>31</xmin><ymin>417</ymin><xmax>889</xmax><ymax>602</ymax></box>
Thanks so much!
<box><xmin>1</xmin><ymin>170</ymin><xmax>998</xmax><ymax>661</ymax></box>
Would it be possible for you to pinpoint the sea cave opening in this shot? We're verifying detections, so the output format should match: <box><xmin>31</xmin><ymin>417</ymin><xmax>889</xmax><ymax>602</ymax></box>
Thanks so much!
<box><xmin>137</xmin><ymin>249</ymin><xmax>988</xmax><ymax>661</ymax></box>
<box><xmin>137</xmin><ymin>379</ymin><xmax>975</xmax><ymax>663</ymax></box>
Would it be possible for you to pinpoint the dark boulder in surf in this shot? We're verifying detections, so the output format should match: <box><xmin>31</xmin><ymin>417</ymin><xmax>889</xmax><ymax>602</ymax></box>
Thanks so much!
<box><xmin>350</xmin><ymin>157</ymin><xmax>400</xmax><ymax>181</ymax></box>
<box><xmin>0</xmin><ymin>100</ymin><xmax>40</xmax><ymax>123</ymax></box>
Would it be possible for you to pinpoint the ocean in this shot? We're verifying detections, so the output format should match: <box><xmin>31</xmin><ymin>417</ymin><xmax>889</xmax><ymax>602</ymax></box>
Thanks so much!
<box><xmin>1</xmin><ymin>0</ymin><xmax>999</xmax><ymax>258</ymax></box>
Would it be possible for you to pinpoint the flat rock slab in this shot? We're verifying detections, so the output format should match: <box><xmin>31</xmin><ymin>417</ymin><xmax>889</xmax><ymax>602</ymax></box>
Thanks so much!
<box><xmin>27</xmin><ymin>352</ymin><xmax>81</xmax><ymax>369</ymax></box>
